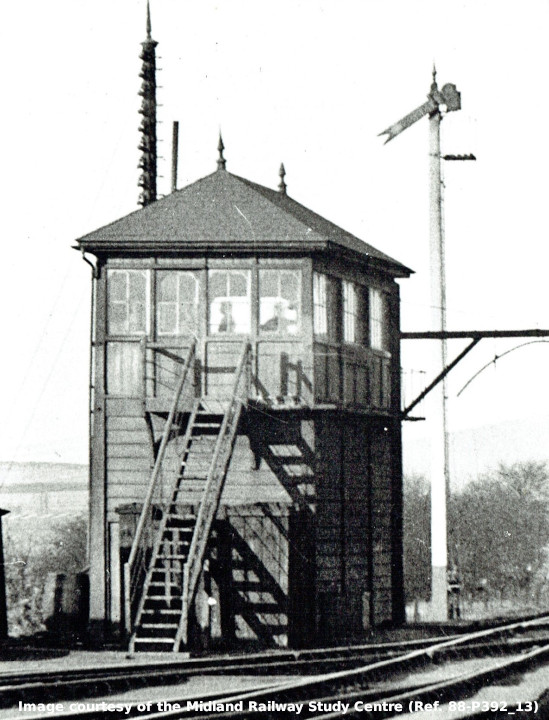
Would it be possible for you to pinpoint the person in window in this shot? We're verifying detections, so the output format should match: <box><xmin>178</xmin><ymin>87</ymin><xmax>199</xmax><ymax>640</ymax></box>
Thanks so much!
<box><xmin>261</xmin><ymin>301</ymin><xmax>297</xmax><ymax>334</ymax></box>
<box><xmin>218</xmin><ymin>301</ymin><xmax>235</xmax><ymax>333</ymax></box>
<box><xmin>261</xmin><ymin>301</ymin><xmax>283</xmax><ymax>332</ymax></box>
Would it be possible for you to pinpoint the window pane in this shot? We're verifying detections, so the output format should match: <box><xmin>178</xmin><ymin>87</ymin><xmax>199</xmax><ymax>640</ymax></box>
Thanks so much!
<box><xmin>107</xmin><ymin>269</ymin><xmax>148</xmax><ymax>335</ymax></box>
<box><xmin>179</xmin><ymin>303</ymin><xmax>198</xmax><ymax>335</ymax></box>
<box><xmin>129</xmin><ymin>272</ymin><xmax>147</xmax><ymax>301</ymax></box>
<box><xmin>209</xmin><ymin>271</ymin><xmax>227</xmax><ymax>298</ymax></box>
<box><xmin>259</xmin><ymin>269</ymin><xmax>301</xmax><ymax>334</ymax></box>
<box><xmin>313</xmin><ymin>273</ymin><xmax>327</xmax><ymax>336</ymax></box>
<box><xmin>156</xmin><ymin>271</ymin><xmax>200</xmax><ymax>336</ymax></box>
<box><xmin>209</xmin><ymin>270</ymin><xmax>250</xmax><ymax>334</ymax></box>
<box><xmin>343</xmin><ymin>281</ymin><xmax>356</xmax><ymax>343</ymax></box>
<box><xmin>281</xmin><ymin>271</ymin><xmax>299</xmax><ymax>302</ymax></box>
<box><xmin>179</xmin><ymin>274</ymin><xmax>197</xmax><ymax>305</ymax></box>
<box><xmin>370</xmin><ymin>288</ymin><xmax>385</xmax><ymax>350</ymax></box>
<box><xmin>129</xmin><ymin>301</ymin><xmax>146</xmax><ymax>333</ymax></box>
<box><xmin>261</xmin><ymin>271</ymin><xmax>278</xmax><ymax>297</ymax></box>
<box><xmin>109</xmin><ymin>272</ymin><xmax>127</xmax><ymax>302</ymax></box>
<box><xmin>231</xmin><ymin>297</ymin><xmax>251</xmax><ymax>333</ymax></box>
<box><xmin>158</xmin><ymin>303</ymin><xmax>177</xmax><ymax>334</ymax></box>
<box><xmin>158</xmin><ymin>273</ymin><xmax>177</xmax><ymax>302</ymax></box>
<box><xmin>229</xmin><ymin>272</ymin><xmax>247</xmax><ymax>297</ymax></box>
<box><xmin>109</xmin><ymin>303</ymin><xmax>128</xmax><ymax>335</ymax></box>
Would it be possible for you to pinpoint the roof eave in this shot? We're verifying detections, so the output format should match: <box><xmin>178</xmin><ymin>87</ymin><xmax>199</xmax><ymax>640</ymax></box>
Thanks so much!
<box><xmin>76</xmin><ymin>238</ymin><xmax>413</xmax><ymax>277</ymax></box>
<box><xmin>76</xmin><ymin>239</ymin><xmax>328</xmax><ymax>254</ymax></box>
<box><xmin>324</xmin><ymin>240</ymin><xmax>413</xmax><ymax>278</ymax></box>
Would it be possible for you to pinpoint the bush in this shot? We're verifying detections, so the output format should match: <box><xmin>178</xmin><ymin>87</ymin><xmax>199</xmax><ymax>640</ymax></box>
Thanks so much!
<box><xmin>404</xmin><ymin>462</ymin><xmax>549</xmax><ymax>611</ymax></box>
<box><xmin>4</xmin><ymin>515</ymin><xmax>88</xmax><ymax>637</ymax></box>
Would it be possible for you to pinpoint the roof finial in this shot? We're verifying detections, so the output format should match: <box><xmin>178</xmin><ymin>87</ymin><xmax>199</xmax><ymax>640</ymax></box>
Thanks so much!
<box><xmin>431</xmin><ymin>62</ymin><xmax>438</xmax><ymax>93</ymax></box>
<box><xmin>278</xmin><ymin>163</ymin><xmax>287</xmax><ymax>195</ymax></box>
<box><xmin>146</xmin><ymin>0</ymin><xmax>152</xmax><ymax>39</ymax></box>
<box><xmin>217</xmin><ymin>132</ymin><xmax>226</xmax><ymax>170</ymax></box>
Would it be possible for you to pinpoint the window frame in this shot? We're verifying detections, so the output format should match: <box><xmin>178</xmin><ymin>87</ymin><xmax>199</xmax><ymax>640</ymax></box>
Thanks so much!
<box><xmin>207</xmin><ymin>268</ymin><xmax>252</xmax><ymax>336</ymax></box>
<box><xmin>258</xmin><ymin>268</ymin><xmax>302</xmax><ymax>336</ymax></box>
<box><xmin>369</xmin><ymin>287</ymin><xmax>387</xmax><ymax>351</ymax></box>
<box><xmin>343</xmin><ymin>280</ymin><xmax>358</xmax><ymax>344</ymax></box>
<box><xmin>156</xmin><ymin>270</ymin><xmax>201</xmax><ymax>337</ymax></box>
<box><xmin>106</xmin><ymin>269</ymin><xmax>150</xmax><ymax>337</ymax></box>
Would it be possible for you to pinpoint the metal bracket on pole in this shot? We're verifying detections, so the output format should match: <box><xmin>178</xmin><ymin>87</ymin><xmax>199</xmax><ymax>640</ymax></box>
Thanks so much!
<box><xmin>401</xmin><ymin>338</ymin><xmax>480</xmax><ymax>418</ymax></box>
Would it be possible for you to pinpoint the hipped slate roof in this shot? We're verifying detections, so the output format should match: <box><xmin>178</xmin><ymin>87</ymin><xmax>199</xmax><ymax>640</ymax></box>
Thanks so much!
<box><xmin>77</xmin><ymin>169</ymin><xmax>412</xmax><ymax>277</ymax></box>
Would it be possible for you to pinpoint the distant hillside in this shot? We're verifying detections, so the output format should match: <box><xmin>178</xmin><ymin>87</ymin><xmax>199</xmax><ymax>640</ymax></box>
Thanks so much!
<box><xmin>0</xmin><ymin>462</ymin><xmax>88</xmax><ymax>517</ymax></box>
<box><xmin>403</xmin><ymin>415</ymin><xmax>549</xmax><ymax>488</ymax></box>
<box><xmin>0</xmin><ymin>462</ymin><xmax>87</xmax><ymax>489</ymax></box>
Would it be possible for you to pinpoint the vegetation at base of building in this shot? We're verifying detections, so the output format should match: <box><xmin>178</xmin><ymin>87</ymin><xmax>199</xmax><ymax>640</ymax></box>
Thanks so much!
<box><xmin>4</xmin><ymin>515</ymin><xmax>88</xmax><ymax>637</ymax></box>
<box><xmin>404</xmin><ymin>462</ymin><xmax>549</xmax><ymax>611</ymax></box>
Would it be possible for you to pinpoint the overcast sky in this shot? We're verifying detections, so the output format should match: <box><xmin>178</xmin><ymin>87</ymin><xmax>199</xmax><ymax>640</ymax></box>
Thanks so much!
<box><xmin>0</xmin><ymin>0</ymin><xmax>548</xmax><ymax>467</ymax></box>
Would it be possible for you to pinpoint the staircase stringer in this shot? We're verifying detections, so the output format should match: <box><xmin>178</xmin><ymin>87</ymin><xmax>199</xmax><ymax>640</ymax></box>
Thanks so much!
<box><xmin>124</xmin><ymin>340</ymin><xmax>196</xmax><ymax>644</ymax></box>
<box><xmin>176</xmin><ymin>400</ymin><xmax>244</xmax><ymax>651</ymax></box>
<box><xmin>174</xmin><ymin>342</ymin><xmax>251</xmax><ymax>650</ymax></box>
<box><xmin>129</xmin><ymin>398</ymin><xmax>201</xmax><ymax>651</ymax></box>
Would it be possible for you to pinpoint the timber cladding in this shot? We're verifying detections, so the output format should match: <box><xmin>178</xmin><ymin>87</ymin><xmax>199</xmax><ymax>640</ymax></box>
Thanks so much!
<box><xmin>109</xmin><ymin>407</ymin><xmax>400</xmax><ymax>646</ymax></box>
<box><xmin>105</xmin><ymin>400</ymin><xmax>152</xmax><ymax>523</ymax></box>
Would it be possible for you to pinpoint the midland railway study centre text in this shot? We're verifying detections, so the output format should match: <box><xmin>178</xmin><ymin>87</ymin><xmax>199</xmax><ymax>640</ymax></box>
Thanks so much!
<box><xmin>18</xmin><ymin>699</ymin><xmax>530</xmax><ymax>715</ymax></box>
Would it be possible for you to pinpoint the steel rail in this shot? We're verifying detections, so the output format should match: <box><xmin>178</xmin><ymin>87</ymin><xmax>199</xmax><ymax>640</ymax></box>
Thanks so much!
<box><xmin>17</xmin><ymin>615</ymin><xmax>549</xmax><ymax>719</ymax></box>
<box><xmin>156</xmin><ymin>625</ymin><xmax>549</xmax><ymax>719</ymax></box>
<box><xmin>7</xmin><ymin>616</ymin><xmax>546</xmax><ymax>691</ymax></box>
<box><xmin>0</xmin><ymin>636</ymin><xmax>458</xmax><ymax>707</ymax></box>
<box><xmin>310</xmin><ymin>642</ymin><xmax>549</xmax><ymax>719</ymax></box>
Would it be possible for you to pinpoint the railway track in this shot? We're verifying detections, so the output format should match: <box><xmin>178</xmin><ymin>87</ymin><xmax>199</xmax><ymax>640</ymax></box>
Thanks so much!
<box><xmin>0</xmin><ymin>634</ymin><xmax>467</xmax><ymax>707</ymax></box>
<box><xmin>6</xmin><ymin>615</ymin><xmax>549</xmax><ymax>718</ymax></box>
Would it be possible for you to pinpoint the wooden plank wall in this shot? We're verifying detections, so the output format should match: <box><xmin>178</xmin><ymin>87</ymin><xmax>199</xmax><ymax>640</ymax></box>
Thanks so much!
<box><xmin>226</xmin><ymin>504</ymin><xmax>290</xmax><ymax>647</ymax></box>
<box><xmin>314</xmin><ymin>415</ymin><xmax>396</xmax><ymax>636</ymax></box>
<box><xmin>103</xmin><ymin>400</ymin><xmax>399</xmax><ymax>639</ymax></box>
<box><xmin>343</xmin><ymin>419</ymin><xmax>371</xmax><ymax>621</ymax></box>
<box><xmin>370</xmin><ymin>424</ymin><xmax>394</xmax><ymax>625</ymax></box>
<box><xmin>105</xmin><ymin>399</ymin><xmax>152</xmax><ymax>523</ymax></box>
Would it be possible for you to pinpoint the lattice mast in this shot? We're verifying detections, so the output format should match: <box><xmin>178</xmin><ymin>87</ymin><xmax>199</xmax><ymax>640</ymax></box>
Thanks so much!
<box><xmin>138</xmin><ymin>2</ymin><xmax>158</xmax><ymax>207</ymax></box>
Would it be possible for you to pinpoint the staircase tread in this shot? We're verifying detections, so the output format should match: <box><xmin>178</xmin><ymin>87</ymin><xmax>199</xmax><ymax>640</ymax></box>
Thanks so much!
<box><xmin>140</xmin><ymin>623</ymin><xmax>179</xmax><ymax>629</ymax></box>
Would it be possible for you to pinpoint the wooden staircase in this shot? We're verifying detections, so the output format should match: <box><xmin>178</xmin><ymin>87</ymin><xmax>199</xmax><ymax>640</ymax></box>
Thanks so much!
<box><xmin>124</xmin><ymin>342</ymin><xmax>251</xmax><ymax>652</ymax></box>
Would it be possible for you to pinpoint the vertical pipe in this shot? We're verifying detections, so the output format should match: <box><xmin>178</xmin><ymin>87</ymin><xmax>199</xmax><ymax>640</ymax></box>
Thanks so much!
<box><xmin>429</xmin><ymin>106</ymin><xmax>448</xmax><ymax>620</ymax></box>
<box><xmin>0</xmin><ymin>512</ymin><xmax>8</xmax><ymax>639</ymax></box>
<box><xmin>171</xmin><ymin>121</ymin><xmax>179</xmax><ymax>193</ymax></box>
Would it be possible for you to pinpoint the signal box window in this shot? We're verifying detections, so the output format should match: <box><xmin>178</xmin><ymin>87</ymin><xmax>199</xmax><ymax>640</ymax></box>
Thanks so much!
<box><xmin>343</xmin><ymin>281</ymin><xmax>368</xmax><ymax>345</ymax></box>
<box><xmin>313</xmin><ymin>272</ymin><xmax>340</xmax><ymax>340</ymax></box>
<box><xmin>157</xmin><ymin>271</ymin><xmax>200</xmax><ymax>336</ymax></box>
<box><xmin>313</xmin><ymin>273</ymin><xmax>327</xmax><ymax>336</ymax></box>
<box><xmin>208</xmin><ymin>270</ymin><xmax>251</xmax><ymax>334</ymax></box>
<box><xmin>107</xmin><ymin>270</ymin><xmax>148</xmax><ymax>335</ymax></box>
<box><xmin>369</xmin><ymin>288</ymin><xmax>387</xmax><ymax>350</ymax></box>
<box><xmin>259</xmin><ymin>270</ymin><xmax>301</xmax><ymax>334</ymax></box>
<box><xmin>343</xmin><ymin>281</ymin><xmax>357</xmax><ymax>343</ymax></box>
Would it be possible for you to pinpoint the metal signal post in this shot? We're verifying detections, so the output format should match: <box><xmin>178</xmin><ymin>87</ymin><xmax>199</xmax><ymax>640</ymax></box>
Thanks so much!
<box><xmin>380</xmin><ymin>68</ymin><xmax>464</xmax><ymax>620</ymax></box>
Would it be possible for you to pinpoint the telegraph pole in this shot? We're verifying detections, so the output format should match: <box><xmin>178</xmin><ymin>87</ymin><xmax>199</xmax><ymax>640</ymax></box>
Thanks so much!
<box><xmin>380</xmin><ymin>68</ymin><xmax>462</xmax><ymax>620</ymax></box>
<box><xmin>428</xmin><ymin>70</ymin><xmax>449</xmax><ymax>619</ymax></box>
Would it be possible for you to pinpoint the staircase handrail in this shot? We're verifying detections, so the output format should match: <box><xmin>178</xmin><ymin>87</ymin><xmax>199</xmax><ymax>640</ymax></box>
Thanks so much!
<box><xmin>176</xmin><ymin>341</ymin><xmax>251</xmax><ymax>648</ymax></box>
<box><xmin>124</xmin><ymin>338</ymin><xmax>197</xmax><ymax>633</ymax></box>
